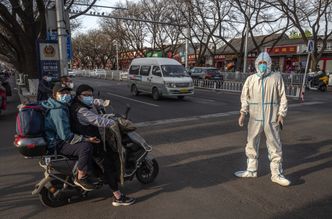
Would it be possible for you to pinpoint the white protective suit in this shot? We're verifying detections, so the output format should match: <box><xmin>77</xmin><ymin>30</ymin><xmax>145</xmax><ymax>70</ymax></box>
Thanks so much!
<box><xmin>240</xmin><ymin>52</ymin><xmax>288</xmax><ymax>179</ymax></box>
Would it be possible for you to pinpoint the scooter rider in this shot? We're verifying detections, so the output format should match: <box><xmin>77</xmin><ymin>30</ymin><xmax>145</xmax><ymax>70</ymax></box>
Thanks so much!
<box><xmin>69</xmin><ymin>84</ymin><xmax>135</xmax><ymax>206</ymax></box>
<box><xmin>42</xmin><ymin>83</ymin><xmax>100</xmax><ymax>191</ymax></box>
<box><xmin>235</xmin><ymin>52</ymin><xmax>291</xmax><ymax>187</ymax></box>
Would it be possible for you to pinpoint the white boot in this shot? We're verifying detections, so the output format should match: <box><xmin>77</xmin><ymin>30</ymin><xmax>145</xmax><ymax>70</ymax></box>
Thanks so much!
<box><xmin>271</xmin><ymin>174</ymin><xmax>291</xmax><ymax>186</ymax></box>
<box><xmin>234</xmin><ymin>158</ymin><xmax>258</xmax><ymax>178</ymax></box>
<box><xmin>270</xmin><ymin>162</ymin><xmax>291</xmax><ymax>186</ymax></box>
<box><xmin>234</xmin><ymin>170</ymin><xmax>257</xmax><ymax>178</ymax></box>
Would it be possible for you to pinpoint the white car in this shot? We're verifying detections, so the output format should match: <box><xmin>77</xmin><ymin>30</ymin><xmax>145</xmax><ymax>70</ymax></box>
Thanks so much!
<box><xmin>68</xmin><ymin>69</ymin><xmax>76</xmax><ymax>77</ymax></box>
<box><xmin>128</xmin><ymin>58</ymin><xmax>194</xmax><ymax>100</ymax></box>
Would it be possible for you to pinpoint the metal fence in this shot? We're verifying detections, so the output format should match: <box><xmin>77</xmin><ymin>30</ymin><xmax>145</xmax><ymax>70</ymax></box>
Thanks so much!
<box><xmin>193</xmin><ymin>79</ymin><xmax>301</xmax><ymax>98</ymax></box>
<box><xmin>220</xmin><ymin>72</ymin><xmax>305</xmax><ymax>85</ymax></box>
<box><xmin>76</xmin><ymin>69</ymin><xmax>128</xmax><ymax>81</ymax></box>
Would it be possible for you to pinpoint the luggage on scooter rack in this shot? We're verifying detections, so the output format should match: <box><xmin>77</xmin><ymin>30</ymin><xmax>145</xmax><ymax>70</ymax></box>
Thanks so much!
<box><xmin>14</xmin><ymin>135</ymin><xmax>47</xmax><ymax>157</ymax></box>
<box><xmin>14</xmin><ymin>103</ymin><xmax>47</xmax><ymax>157</ymax></box>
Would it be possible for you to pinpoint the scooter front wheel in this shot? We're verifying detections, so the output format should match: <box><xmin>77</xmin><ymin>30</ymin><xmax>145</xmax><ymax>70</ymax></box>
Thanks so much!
<box><xmin>39</xmin><ymin>179</ymin><xmax>69</xmax><ymax>207</ymax></box>
<box><xmin>136</xmin><ymin>158</ymin><xmax>159</xmax><ymax>184</ymax></box>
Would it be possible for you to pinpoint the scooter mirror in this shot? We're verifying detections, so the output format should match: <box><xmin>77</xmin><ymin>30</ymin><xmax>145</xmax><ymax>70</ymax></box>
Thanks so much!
<box><xmin>124</xmin><ymin>104</ymin><xmax>131</xmax><ymax>119</ymax></box>
<box><xmin>103</xmin><ymin>100</ymin><xmax>110</xmax><ymax>107</ymax></box>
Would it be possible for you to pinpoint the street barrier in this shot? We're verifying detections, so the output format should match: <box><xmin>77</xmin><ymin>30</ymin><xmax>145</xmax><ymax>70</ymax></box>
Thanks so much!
<box><xmin>77</xmin><ymin>69</ymin><xmax>128</xmax><ymax>81</ymax></box>
<box><xmin>220</xmin><ymin>72</ymin><xmax>305</xmax><ymax>85</ymax></box>
<box><xmin>193</xmin><ymin>79</ymin><xmax>301</xmax><ymax>98</ymax></box>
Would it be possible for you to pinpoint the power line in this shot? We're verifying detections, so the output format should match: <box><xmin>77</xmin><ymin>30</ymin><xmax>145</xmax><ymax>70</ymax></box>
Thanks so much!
<box><xmin>69</xmin><ymin>10</ymin><xmax>186</xmax><ymax>27</ymax></box>
<box><xmin>72</xmin><ymin>3</ymin><xmax>127</xmax><ymax>10</ymax></box>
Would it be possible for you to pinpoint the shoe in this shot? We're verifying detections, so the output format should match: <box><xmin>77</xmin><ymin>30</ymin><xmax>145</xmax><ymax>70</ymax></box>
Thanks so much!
<box><xmin>112</xmin><ymin>195</ymin><xmax>135</xmax><ymax>207</ymax></box>
<box><xmin>74</xmin><ymin>176</ymin><xmax>97</xmax><ymax>191</ymax></box>
<box><xmin>271</xmin><ymin>174</ymin><xmax>291</xmax><ymax>187</ymax></box>
<box><xmin>234</xmin><ymin>170</ymin><xmax>257</xmax><ymax>178</ymax></box>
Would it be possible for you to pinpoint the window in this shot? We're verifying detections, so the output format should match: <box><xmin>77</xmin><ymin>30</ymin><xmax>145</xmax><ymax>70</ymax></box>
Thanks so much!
<box><xmin>161</xmin><ymin>65</ymin><xmax>186</xmax><ymax>77</ymax></box>
<box><xmin>152</xmin><ymin>66</ymin><xmax>162</xmax><ymax>77</ymax></box>
<box><xmin>327</xmin><ymin>42</ymin><xmax>332</xmax><ymax>51</ymax></box>
<box><xmin>129</xmin><ymin>65</ymin><xmax>140</xmax><ymax>75</ymax></box>
<box><xmin>140</xmin><ymin>65</ymin><xmax>151</xmax><ymax>76</ymax></box>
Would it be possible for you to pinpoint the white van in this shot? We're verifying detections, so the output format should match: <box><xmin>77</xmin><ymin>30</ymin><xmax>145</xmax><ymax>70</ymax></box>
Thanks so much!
<box><xmin>128</xmin><ymin>58</ymin><xmax>194</xmax><ymax>100</ymax></box>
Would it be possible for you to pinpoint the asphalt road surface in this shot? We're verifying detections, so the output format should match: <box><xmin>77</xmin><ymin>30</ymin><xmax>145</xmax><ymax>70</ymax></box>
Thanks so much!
<box><xmin>1</xmin><ymin>77</ymin><xmax>332</xmax><ymax>219</ymax></box>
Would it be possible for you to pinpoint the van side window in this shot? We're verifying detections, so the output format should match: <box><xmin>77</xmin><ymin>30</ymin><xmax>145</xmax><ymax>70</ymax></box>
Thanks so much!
<box><xmin>152</xmin><ymin>66</ymin><xmax>162</xmax><ymax>77</ymax></box>
<box><xmin>129</xmin><ymin>65</ymin><xmax>140</xmax><ymax>75</ymax></box>
<box><xmin>140</xmin><ymin>66</ymin><xmax>151</xmax><ymax>76</ymax></box>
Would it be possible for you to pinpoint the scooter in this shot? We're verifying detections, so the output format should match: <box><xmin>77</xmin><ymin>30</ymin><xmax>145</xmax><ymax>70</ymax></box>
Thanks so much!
<box><xmin>306</xmin><ymin>71</ymin><xmax>329</xmax><ymax>92</ymax></box>
<box><xmin>14</xmin><ymin>103</ymin><xmax>159</xmax><ymax>207</ymax></box>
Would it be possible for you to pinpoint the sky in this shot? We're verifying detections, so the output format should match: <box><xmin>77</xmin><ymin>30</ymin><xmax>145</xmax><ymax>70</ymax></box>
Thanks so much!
<box><xmin>75</xmin><ymin>0</ymin><xmax>132</xmax><ymax>34</ymax></box>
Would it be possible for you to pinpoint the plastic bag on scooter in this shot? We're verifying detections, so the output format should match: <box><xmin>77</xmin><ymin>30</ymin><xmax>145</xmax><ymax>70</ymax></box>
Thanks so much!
<box><xmin>117</xmin><ymin>117</ymin><xmax>136</xmax><ymax>132</ymax></box>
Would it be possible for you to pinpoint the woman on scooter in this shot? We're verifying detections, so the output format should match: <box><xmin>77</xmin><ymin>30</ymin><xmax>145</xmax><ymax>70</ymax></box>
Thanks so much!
<box><xmin>69</xmin><ymin>84</ymin><xmax>135</xmax><ymax>207</ymax></box>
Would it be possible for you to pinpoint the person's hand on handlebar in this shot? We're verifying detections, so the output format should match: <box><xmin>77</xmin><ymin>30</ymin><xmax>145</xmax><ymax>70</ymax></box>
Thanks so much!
<box><xmin>86</xmin><ymin>136</ymin><xmax>101</xmax><ymax>144</ymax></box>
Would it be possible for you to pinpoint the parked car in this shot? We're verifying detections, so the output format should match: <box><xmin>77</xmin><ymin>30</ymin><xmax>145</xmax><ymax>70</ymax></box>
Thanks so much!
<box><xmin>68</xmin><ymin>69</ymin><xmax>76</xmax><ymax>77</ymax></box>
<box><xmin>128</xmin><ymin>58</ymin><xmax>194</xmax><ymax>100</ymax></box>
<box><xmin>190</xmin><ymin>67</ymin><xmax>224</xmax><ymax>80</ymax></box>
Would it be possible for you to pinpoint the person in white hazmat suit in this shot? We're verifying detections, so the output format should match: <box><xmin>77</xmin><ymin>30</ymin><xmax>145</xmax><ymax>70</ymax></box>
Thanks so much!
<box><xmin>235</xmin><ymin>52</ymin><xmax>291</xmax><ymax>187</ymax></box>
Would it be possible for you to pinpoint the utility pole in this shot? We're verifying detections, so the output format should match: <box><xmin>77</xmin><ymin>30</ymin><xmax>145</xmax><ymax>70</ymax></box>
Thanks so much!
<box><xmin>56</xmin><ymin>0</ymin><xmax>68</xmax><ymax>76</ymax></box>
<box><xmin>185</xmin><ymin>26</ymin><xmax>189</xmax><ymax>68</ymax></box>
<box><xmin>243</xmin><ymin>5</ymin><xmax>250</xmax><ymax>74</ymax></box>
<box><xmin>116</xmin><ymin>41</ymin><xmax>119</xmax><ymax>71</ymax></box>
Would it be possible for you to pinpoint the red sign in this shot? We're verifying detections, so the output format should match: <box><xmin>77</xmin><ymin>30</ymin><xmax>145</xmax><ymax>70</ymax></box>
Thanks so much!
<box><xmin>214</xmin><ymin>55</ymin><xmax>225</xmax><ymax>61</ymax></box>
<box><xmin>267</xmin><ymin>46</ymin><xmax>297</xmax><ymax>54</ymax></box>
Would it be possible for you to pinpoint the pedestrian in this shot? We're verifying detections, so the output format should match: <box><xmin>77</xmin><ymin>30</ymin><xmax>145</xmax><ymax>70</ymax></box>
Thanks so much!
<box><xmin>37</xmin><ymin>75</ymin><xmax>53</xmax><ymax>101</ymax></box>
<box><xmin>235</xmin><ymin>52</ymin><xmax>290</xmax><ymax>187</ymax></box>
<box><xmin>60</xmin><ymin>76</ymin><xmax>74</xmax><ymax>89</ymax></box>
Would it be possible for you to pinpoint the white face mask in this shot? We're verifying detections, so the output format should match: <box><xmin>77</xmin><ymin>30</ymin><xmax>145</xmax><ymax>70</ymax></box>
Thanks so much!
<box><xmin>67</xmin><ymin>82</ymin><xmax>74</xmax><ymax>89</ymax></box>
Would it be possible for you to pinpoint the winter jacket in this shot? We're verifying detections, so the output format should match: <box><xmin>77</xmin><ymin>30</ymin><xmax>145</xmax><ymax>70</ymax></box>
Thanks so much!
<box><xmin>42</xmin><ymin>97</ymin><xmax>83</xmax><ymax>150</ymax></box>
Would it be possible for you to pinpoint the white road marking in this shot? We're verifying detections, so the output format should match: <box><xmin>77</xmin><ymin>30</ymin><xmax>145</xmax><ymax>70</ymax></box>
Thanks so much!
<box><xmin>289</xmin><ymin>101</ymin><xmax>324</xmax><ymax>108</ymax></box>
<box><xmin>135</xmin><ymin>111</ymin><xmax>239</xmax><ymax>127</ymax></box>
<box><xmin>135</xmin><ymin>101</ymin><xmax>325</xmax><ymax>127</ymax></box>
<box><xmin>107</xmin><ymin>92</ymin><xmax>159</xmax><ymax>107</ymax></box>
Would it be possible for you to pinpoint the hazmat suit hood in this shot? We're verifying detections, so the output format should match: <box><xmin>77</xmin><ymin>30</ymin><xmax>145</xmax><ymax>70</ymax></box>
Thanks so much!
<box><xmin>255</xmin><ymin>52</ymin><xmax>272</xmax><ymax>77</ymax></box>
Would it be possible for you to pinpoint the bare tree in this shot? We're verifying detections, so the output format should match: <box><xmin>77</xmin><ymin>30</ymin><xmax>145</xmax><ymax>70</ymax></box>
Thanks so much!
<box><xmin>0</xmin><ymin>0</ymin><xmax>97</xmax><ymax>78</ymax></box>
<box><xmin>140</xmin><ymin>0</ymin><xmax>183</xmax><ymax>57</ymax></box>
<box><xmin>266</xmin><ymin>0</ymin><xmax>332</xmax><ymax>69</ymax></box>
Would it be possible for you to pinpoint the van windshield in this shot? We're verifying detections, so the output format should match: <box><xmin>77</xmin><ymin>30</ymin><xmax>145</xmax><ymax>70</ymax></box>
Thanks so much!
<box><xmin>161</xmin><ymin>65</ymin><xmax>187</xmax><ymax>77</ymax></box>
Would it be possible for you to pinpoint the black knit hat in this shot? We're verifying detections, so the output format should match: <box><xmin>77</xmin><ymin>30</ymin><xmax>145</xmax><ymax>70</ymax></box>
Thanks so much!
<box><xmin>76</xmin><ymin>84</ymin><xmax>94</xmax><ymax>96</ymax></box>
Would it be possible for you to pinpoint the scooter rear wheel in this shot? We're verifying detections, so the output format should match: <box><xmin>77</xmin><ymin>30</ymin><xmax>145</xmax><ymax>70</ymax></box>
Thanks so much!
<box><xmin>136</xmin><ymin>158</ymin><xmax>159</xmax><ymax>184</ymax></box>
<box><xmin>39</xmin><ymin>179</ymin><xmax>69</xmax><ymax>207</ymax></box>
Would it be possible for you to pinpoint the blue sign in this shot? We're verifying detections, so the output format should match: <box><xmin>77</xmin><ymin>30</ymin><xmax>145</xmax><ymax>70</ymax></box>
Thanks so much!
<box><xmin>47</xmin><ymin>31</ymin><xmax>73</xmax><ymax>60</ymax></box>
<box><xmin>37</xmin><ymin>40</ymin><xmax>60</xmax><ymax>80</ymax></box>
<box><xmin>40</xmin><ymin>60</ymin><xmax>60</xmax><ymax>78</ymax></box>
<box><xmin>307</xmin><ymin>40</ymin><xmax>314</xmax><ymax>54</ymax></box>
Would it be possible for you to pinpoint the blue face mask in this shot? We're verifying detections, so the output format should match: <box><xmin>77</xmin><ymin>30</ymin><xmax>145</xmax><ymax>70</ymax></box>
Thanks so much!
<box><xmin>81</xmin><ymin>96</ymin><xmax>94</xmax><ymax>106</ymax></box>
<box><xmin>258</xmin><ymin>63</ymin><xmax>268</xmax><ymax>72</ymax></box>
<box><xmin>58</xmin><ymin>94</ymin><xmax>72</xmax><ymax>104</ymax></box>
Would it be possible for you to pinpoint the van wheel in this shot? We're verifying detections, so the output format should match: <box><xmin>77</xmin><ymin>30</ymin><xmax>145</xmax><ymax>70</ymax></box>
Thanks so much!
<box><xmin>131</xmin><ymin>85</ymin><xmax>139</xmax><ymax>96</ymax></box>
<box><xmin>152</xmin><ymin>88</ymin><xmax>160</xmax><ymax>100</ymax></box>
<box><xmin>177</xmin><ymin>96</ymin><xmax>185</xmax><ymax>100</ymax></box>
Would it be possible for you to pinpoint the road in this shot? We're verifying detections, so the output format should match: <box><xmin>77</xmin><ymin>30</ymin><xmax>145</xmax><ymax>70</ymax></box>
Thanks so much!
<box><xmin>1</xmin><ymin>77</ymin><xmax>332</xmax><ymax>219</ymax></box>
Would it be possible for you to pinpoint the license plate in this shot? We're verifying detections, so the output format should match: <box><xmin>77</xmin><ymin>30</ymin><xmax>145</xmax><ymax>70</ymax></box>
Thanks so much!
<box><xmin>180</xmin><ymin>88</ymin><xmax>188</xmax><ymax>93</ymax></box>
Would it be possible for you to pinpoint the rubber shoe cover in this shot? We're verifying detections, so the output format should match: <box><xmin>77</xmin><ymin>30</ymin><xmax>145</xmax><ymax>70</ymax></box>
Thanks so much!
<box><xmin>234</xmin><ymin>170</ymin><xmax>257</xmax><ymax>178</ymax></box>
<box><xmin>271</xmin><ymin>174</ymin><xmax>291</xmax><ymax>186</ymax></box>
